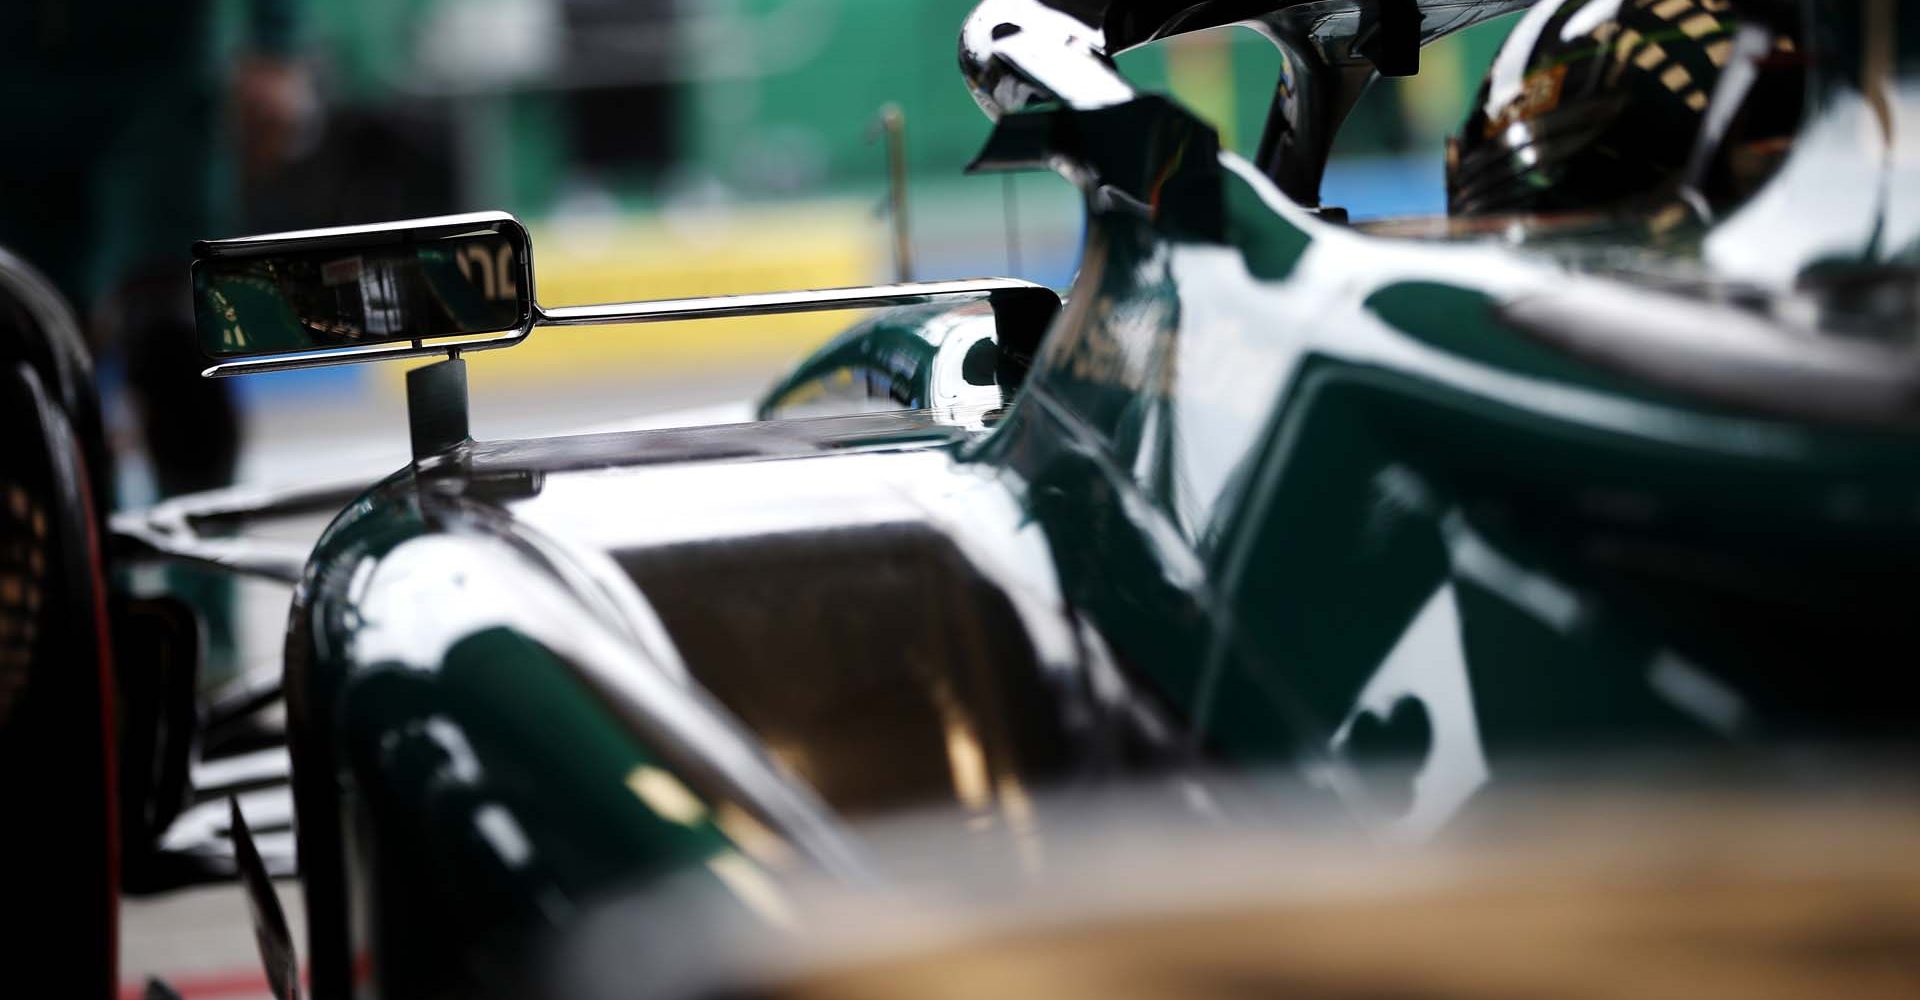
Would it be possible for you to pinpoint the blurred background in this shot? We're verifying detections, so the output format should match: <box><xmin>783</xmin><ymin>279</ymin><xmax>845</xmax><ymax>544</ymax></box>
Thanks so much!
<box><xmin>78</xmin><ymin>0</ymin><xmax>1521</xmax><ymax>496</ymax></box>
<box><xmin>0</xmin><ymin>6</ymin><xmax>1523</xmax><ymax>991</ymax></box>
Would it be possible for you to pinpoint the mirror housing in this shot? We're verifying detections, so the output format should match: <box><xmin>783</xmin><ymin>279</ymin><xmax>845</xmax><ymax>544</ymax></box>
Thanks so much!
<box><xmin>193</xmin><ymin>212</ymin><xmax>534</xmax><ymax>376</ymax></box>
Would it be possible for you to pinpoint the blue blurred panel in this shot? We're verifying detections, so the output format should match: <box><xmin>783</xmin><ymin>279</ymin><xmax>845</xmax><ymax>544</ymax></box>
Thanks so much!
<box><xmin>231</xmin><ymin>363</ymin><xmax>368</xmax><ymax>410</ymax></box>
<box><xmin>97</xmin><ymin>357</ymin><xmax>365</xmax><ymax>411</ymax></box>
<box><xmin>1322</xmin><ymin>156</ymin><xmax>1446</xmax><ymax>219</ymax></box>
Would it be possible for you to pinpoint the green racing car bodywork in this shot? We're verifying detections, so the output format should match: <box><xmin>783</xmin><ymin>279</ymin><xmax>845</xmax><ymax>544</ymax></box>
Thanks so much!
<box><xmin>58</xmin><ymin>0</ymin><xmax>1920</xmax><ymax>996</ymax></box>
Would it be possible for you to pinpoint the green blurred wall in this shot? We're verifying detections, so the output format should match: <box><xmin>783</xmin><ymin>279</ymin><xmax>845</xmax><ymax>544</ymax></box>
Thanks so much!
<box><xmin>678</xmin><ymin>0</ymin><xmax>989</xmax><ymax>195</ymax></box>
<box><xmin>677</xmin><ymin>2</ymin><xmax>1518</xmax><ymax>195</ymax></box>
<box><xmin>298</xmin><ymin>0</ymin><xmax>1518</xmax><ymax>213</ymax></box>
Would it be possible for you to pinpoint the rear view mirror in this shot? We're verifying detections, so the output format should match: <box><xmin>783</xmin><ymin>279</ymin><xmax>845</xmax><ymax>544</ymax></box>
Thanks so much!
<box><xmin>194</xmin><ymin>210</ymin><xmax>1057</xmax><ymax>383</ymax></box>
<box><xmin>193</xmin><ymin>212</ymin><xmax>533</xmax><ymax>374</ymax></box>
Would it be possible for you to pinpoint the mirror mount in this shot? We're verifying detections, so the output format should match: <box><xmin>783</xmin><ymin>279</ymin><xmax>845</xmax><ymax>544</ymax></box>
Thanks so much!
<box><xmin>406</xmin><ymin>355</ymin><xmax>471</xmax><ymax>464</ymax></box>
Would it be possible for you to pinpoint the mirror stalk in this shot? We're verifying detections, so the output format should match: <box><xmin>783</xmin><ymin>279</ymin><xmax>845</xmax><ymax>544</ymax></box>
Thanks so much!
<box><xmin>407</xmin><ymin>355</ymin><xmax>471</xmax><ymax>463</ymax></box>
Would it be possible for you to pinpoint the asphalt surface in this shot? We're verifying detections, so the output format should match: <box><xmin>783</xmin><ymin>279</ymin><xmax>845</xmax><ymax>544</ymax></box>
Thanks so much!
<box><xmin>120</xmin><ymin>882</ymin><xmax>306</xmax><ymax>1000</ymax></box>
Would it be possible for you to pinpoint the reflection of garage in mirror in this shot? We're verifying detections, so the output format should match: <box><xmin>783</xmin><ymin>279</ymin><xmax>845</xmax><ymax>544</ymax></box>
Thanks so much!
<box><xmin>192</xmin><ymin>214</ymin><xmax>533</xmax><ymax>361</ymax></box>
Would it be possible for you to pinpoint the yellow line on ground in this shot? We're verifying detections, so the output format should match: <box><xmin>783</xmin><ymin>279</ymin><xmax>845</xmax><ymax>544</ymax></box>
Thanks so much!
<box><xmin>378</xmin><ymin>202</ymin><xmax>884</xmax><ymax>394</ymax></box>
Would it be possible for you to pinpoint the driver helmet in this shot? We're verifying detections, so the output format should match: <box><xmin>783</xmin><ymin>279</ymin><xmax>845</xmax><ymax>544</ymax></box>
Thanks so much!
<box><xmin>1446</xmin><ymin>0</ymin><xmax>1789</xmax><ymax>218</ymax></box>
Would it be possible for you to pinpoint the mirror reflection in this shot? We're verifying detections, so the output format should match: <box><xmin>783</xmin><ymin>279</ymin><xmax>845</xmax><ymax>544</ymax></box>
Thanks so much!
<box><xmin>194</xmin><ymin>230</ymin><xmax>529</xmax><ymax>359</ymax></box>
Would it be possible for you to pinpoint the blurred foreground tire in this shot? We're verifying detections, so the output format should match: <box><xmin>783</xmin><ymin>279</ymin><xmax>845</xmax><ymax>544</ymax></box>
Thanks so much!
<box><xmin>0</xmin><ymin>252</ymin><xmax>117</xmax><ymax>998</ymax></box>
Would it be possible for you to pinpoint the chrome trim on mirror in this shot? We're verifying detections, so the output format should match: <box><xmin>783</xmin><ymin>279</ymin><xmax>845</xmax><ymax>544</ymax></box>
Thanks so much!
<box><xmin>193</xmin><ymin>211</ymin><xmax>523</xmax><ymax>258</ymax></box>
<box><xmin>200</xmin><ymin>333</ymin><xmax>530</xmax><ymax>378</ymax></box>
<box><xmin>534</xmin><ymin>278</ymin><xmax>1053</xmax><ymax>326</ymax></box>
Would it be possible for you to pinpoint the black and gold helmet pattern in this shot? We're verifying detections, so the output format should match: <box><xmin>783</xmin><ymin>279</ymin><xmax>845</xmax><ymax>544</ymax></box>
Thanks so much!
<box><xmin>1446</xmin><ymin>0</ymin><xmax>1770</xmax><ymax>217</ymax></box>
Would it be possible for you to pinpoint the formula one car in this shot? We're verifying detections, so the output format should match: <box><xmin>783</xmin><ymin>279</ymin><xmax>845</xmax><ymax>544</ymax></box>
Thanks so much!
<box><xmin>8</xmin><ymin>0</ymin><xmax>1917</xmax><ymax>996</ymax></box>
